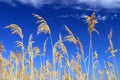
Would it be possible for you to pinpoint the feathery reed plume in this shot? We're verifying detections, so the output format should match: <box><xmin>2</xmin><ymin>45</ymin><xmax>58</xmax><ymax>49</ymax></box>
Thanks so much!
<box><xmin>32</xmin><ymin>13</ymin><xmax>47</xmax><ymax>24</ymax></box>
<box><xmin>107</xmin><ymin>28</ymin><xmax>117</xmax><ymax>57</ymax></box>
<box><xmin>65</xmin><ymin>25</ymin><xmax>73</xmax><ymax>35</ymax></box>
<box><xmin>84</xmin><ymin>12</ymin><xmax>99</xmax><ymax>36</ymax></box>
<box><xmin>4</xmin><ymin>24</ymin><xmax>23</xmax><ymax>39</ymax></box>
<box><xmin>64</xmin><ymin>35</ymin><xmax>77</xmax><ymax>44</ymax></box>
<box><xmin>94</xmin><ymin>51</ymin><xmax>98</xmax><ymax>59</ymax></box>
<box><xmin>33</xmin><ymin>47</ymin><xmax>40</xmax><ymax>57</ymax></box>
<box><xmin>37</xmin><ymin>23</ymin><xmax>50</xmax><ymax>35</ymax></box>
<box><xmin>64</xmin><ymin>25</ymin><xmax>78</xmax><ymax>45</ymax></box>
<box><xmin>33</xmin><ymin>14</ymin><xmax>50</xmax><ymax>35</ymax></box>
<box><xmin>16</xmin><ymin>41</ymin><xmax>24</xmax><ymax>49</ymax></box>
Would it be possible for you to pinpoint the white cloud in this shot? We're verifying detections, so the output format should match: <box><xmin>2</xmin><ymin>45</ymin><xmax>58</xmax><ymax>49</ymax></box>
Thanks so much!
<box><xmin>111</xmin><ymin>14</ymin><xmax>118</xmax><ymax>20</ymax></box>
<box><xmin>17</xmin><ymin>0</ymin><xmax>55</xmax><ymax>8</ymax></box>
<box><xmin>77</xmin><ymin>0</ymin><xmax>120</xmax><ymax>9</ymax></box>
<box><xmin>97</xmin><ymin>15</ymin><xmax>108</xmax><ymax>21</ymax></box>
<box><xmin>57</xmin><ymin>14</ymin><xmax>81</xmax><ymax>19</ymax></box>
<box><xmin>0</xmin><ymin>0</ymin><xmax>15</xmax><ymax>6</ymax></box>
<box><xmin>58</xmin><ymin>13</ymin><xmax>118</xmax><ymax>21</ymax></box>
<box><xmin>0</xmin><ymin>0</ymin><xmax>120</xmax><ymax>10</ymax></box>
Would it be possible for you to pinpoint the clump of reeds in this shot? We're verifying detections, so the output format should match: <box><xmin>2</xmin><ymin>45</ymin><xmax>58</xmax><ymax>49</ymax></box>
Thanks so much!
<box><xmin>0</xmin><ymin>12</ymin><xmax>119</xmax><ymax>80</ymax></box>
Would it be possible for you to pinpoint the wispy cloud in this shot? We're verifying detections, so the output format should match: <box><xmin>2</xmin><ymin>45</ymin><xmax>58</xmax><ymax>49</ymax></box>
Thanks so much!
<box><xmin>56</xmin><ymin>12</ymin><xmax>119</xmax><ymax>22</ymax></box>
<box><xmin>0</xmin><ymin>0</ymin><xmax>16</xmax><ymax>6</ymax></box>
<box><xmin>97</xmin><ymin>15</ymin><xmax>108</xmax><ymax>21</ymax></box>
<box><xmin>57</xmin><ymin>14</ymin><xmax>81</xmax><ymax>19</ymax></box>
<box><xmin>0</xmin><ymin>0</ymin><xmax>120</xmax><ymax>10</ymax></box>
<box><xmin>77</xmin><ymin>0</ymin><xmax>120</xmax><ymax>9</ymax></box>
<box><xmin>111</xmin><ymin>14</ymin><xmax>118</xmax><ymax>20</ymax></box>
<box><xmin>57</xmin><ymin>13</ymin><xmax>111</xmax><ymax>22</ymax></box>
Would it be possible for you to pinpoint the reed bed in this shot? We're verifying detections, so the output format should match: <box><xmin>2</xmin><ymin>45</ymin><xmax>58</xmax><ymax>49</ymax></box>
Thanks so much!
<box><xmin>0</xmin><ymin>12</ymin><xmax>119</xmax><ymax>80</ymax></box>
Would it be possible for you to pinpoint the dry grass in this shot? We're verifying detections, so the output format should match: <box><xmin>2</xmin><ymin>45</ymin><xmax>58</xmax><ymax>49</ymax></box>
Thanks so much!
<box><xmin>0</xmin><ymin>12</ymin><xmax>119</xmax><ymax>80</ymax></box>
<box><xmin>4</xmin><ymin>24</ymin><xmax>23</xmax><ymax>39</ymax></box>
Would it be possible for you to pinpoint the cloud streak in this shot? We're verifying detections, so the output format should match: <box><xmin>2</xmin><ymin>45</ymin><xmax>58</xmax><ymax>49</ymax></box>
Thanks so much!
<box><xmin>97</xmin><ymin>15</ymin><xmax>108</xmax><ymax>21</ymax></box>
<box><xmin>0</xmin><ymin>0</ymin><xmax>120</xmax><ymax>10</ymax></box>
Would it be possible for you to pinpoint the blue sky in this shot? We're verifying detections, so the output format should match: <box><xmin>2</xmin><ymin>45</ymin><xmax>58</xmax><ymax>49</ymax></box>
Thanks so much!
<box><xmin>0</xmin><ymin>0</ymin><xmax>120</xmax><ymax>71</ymax></box>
